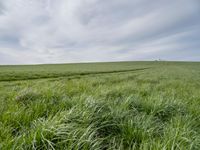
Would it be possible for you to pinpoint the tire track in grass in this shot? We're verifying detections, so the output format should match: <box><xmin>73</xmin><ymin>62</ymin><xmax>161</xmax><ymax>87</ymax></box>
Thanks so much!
<box><xmin>0</xmin><ymin>67</ymin><xmax>152</xmax><ymax>82</ymax></box>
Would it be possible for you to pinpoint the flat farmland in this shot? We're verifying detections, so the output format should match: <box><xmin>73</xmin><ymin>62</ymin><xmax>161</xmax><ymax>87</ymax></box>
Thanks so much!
<box><xmin>0</xmin><ymin>61</ymin><xmax>200</xmax><ymax>149</ymax></box>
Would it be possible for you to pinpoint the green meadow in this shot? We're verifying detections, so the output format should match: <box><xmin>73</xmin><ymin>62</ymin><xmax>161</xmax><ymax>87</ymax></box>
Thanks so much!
<box><xmin>0</xmin><ymin>61</ymin><xmax>199</xmax><ymax>149</ymax></box>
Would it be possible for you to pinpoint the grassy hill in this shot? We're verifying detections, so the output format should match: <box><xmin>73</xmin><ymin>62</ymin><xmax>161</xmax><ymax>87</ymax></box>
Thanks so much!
<box><xmin>0</xmin><ymin>61</ymin><xmax>200</xmax><ymax>149</ymax></box>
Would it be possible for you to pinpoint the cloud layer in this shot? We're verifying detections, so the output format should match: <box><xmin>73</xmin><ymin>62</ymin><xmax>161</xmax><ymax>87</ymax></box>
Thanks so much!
<box><xmin>0</xmin><ymin>0</ymin><xmax>200</xmax><ymax>64</ymax></box>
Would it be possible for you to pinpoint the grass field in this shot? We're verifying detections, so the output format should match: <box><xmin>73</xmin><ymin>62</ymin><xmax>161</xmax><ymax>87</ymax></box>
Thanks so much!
<box><xmin>0</xmin><ymin>61</ymin><xmax>200</xmax><ymax>149</ymax></box>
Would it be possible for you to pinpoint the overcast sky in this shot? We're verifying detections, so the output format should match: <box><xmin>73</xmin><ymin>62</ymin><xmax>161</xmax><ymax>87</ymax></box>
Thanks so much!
<box><xmin>0</xmin><ymin>0</ymin><xmax>199</xmax><ymax>64</ymax></box>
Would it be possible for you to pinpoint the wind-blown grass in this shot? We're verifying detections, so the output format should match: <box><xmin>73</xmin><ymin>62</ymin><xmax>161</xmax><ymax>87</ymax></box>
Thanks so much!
<box><xmin>0</xmin><ymin>61</ymin><xmax>200</xmax><ymax>149</ymax></box>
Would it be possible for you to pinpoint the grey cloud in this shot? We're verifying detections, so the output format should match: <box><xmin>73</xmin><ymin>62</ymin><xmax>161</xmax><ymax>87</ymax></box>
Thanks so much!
<box><xmin>0</xmin><ymin>1</ymin><xmax>4</xmax><ymax>14</ymax></box>
<box><xmin>0</xmin><ymin>0</ymin><xmax>199</xmax><ymax>64</ymax></box>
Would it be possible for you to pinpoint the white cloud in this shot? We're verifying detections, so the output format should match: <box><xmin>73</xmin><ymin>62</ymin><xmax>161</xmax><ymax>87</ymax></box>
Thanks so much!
<box><xmin>0</xmin><ymin>0</ymin><xmax>199</xmax><ymax>64</ymax></box>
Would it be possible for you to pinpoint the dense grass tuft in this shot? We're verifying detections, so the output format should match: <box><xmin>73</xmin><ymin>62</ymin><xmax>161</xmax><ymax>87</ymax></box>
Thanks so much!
<box><xmin>16</xmin><ymin>89</ymin><xmax>41</xmax><ymax>106</ymax></box>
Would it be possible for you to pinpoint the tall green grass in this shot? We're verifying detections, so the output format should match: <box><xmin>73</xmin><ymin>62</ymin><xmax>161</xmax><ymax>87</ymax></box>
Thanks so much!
<box><xmin>0</xmin><ymin>61</ymin><xmax>200</xmax><ymax>149</ymax></box>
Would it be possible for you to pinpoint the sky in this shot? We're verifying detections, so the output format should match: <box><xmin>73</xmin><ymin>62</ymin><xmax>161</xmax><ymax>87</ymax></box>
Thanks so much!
<box><xmin>0</xmin><ymin>0</ymin><xmax>200</xmax><ymax>64</ymax></box>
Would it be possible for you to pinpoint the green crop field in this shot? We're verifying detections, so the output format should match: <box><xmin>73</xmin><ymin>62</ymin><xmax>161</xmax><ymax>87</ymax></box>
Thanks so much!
<box><xmin>0</xmin><ymin>61</ymin><xmax>200</xmax><ymax>149</ymax></box>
